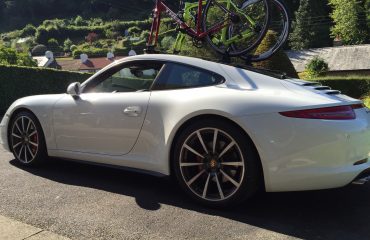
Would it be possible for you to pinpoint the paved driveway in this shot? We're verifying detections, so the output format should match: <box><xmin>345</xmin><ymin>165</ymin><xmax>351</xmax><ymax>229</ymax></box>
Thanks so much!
<box><xmin>1</xmin><ymin>146</ymin><xmax>369</xmax><ymax>240</ymax></box>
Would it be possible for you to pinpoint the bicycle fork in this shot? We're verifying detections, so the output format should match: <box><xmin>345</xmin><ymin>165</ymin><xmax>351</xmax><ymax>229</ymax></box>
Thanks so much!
<box><xmin>147</xmin><ymin>0</ymin><xmax>164</xmax><ymax>49</ymax></box>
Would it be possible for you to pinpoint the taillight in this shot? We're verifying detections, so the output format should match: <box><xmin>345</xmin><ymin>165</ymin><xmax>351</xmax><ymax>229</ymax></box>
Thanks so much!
<box><xmin>279</xmin><ymin>104</ymin><xmax>364</xmax><ymax>120</ymax></box>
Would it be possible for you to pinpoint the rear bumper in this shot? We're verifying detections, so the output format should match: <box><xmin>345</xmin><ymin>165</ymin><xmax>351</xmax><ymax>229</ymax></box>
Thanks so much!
<box><xmin>0</xmin><ymin>115</ymin><xmax>10</xmax><ymax>152</ymax></box>
<box><xmin>352</xmin><ymin>168</ymin><xmax>370</xmax><ymax>185</ymax></box>
<box><xmin>236</xmin><ymin>109</ymin><xmax>370</xmax><ymax>192</ymax></box>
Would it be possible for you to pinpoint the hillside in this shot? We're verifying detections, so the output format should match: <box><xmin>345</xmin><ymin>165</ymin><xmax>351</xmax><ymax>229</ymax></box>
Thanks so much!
<box><xmin>0</xmin><ymin>0</ymin><xmax>155</xmax><ymax>33</ymax></box>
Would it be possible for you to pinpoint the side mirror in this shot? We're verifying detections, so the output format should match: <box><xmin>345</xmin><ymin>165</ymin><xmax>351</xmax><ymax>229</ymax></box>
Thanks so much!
<box><xmin>67</xmin><ymin>82</ymin><xmax>81</xmax><ymax>97</ymax></box>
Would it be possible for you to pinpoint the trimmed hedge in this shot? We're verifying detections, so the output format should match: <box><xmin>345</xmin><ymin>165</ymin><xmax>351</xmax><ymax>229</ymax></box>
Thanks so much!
<box><xmin>312</xmin><ymin>77</ymin><xmax>370</xmax><ymax>99</ymax></box>
<box><xmin>0</xmin><ymin>65</ymin><xmax>91</xmax><ymax>114</ymax></box>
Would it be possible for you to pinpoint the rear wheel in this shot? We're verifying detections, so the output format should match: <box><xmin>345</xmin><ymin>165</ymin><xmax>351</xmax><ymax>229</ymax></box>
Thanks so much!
<box><xmin>203</xmin><ymin>0</ymin><xmax>271</xmax><ymax>57</ymax></box>
<box><xmin>173</xmin><ymin>119</ymin><xmax>262</xmax><ymax>207</ymax></box>
<box><xmin>240</xmin><ymin>0</ymin><xmax>290</xmax><ymax>62</ymax></box>
<box><xmin>9</xmin><ymin>111</ymin><xmax>47</xmax><ymax>166</ymax></box>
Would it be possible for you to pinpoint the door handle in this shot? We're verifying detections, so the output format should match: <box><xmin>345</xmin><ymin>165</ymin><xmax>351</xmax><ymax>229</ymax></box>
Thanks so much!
<box><xmin>123</xmin><ymin>106</ymin><xmax>142</xmax><ymax>117</ymax></box>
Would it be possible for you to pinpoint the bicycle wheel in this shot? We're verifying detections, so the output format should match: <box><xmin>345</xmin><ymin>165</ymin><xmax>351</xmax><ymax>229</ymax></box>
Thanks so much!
<box><xmin>240</xmin><ymin>0</ymin><xmax>290</xmax><ymax>62</ymax></box>
<box><xmin>202</xmin><ymin>0</ymin><xmax>271</xmax><ymax>57</ymax></box>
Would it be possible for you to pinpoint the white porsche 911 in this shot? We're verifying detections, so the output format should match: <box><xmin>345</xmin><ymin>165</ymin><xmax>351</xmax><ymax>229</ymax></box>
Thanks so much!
<box><xmin>1</xmin><ymin>54</ymin><xmax>370</xmax><ymax>207</ymax></box>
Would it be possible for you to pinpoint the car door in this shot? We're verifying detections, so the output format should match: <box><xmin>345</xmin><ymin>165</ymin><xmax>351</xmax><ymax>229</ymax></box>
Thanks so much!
<box><xmin>53</xmin><ymin>60</ymin><xmax>164</xmax><ymax>156</ymax></box>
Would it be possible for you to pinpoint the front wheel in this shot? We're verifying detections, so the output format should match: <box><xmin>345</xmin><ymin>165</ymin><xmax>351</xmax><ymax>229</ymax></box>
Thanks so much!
<box><xmin>202</xmin><ymin>0</ymin><xmax>271</xmax><ymax>57</ymax></box>
<box><xmin>173</xmin><ymin>119</ymin><xmax>262</xmax><ymax>207</ymax></box>
<box><xmin>9</xmin><ymin>111</ymin><xmax>47</xmax><ymax>166</ymax></box>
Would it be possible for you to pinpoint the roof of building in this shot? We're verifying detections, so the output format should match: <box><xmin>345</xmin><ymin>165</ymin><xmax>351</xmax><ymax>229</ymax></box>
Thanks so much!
<box><xmin>286</xmin><ymin>44</ymin><xmax>370</xmax><ymax>72</ymax></box>
<box><xmin>33</xmin><ymin>56</ymin><xmax>51</xmax><ymax>67</ymax></box>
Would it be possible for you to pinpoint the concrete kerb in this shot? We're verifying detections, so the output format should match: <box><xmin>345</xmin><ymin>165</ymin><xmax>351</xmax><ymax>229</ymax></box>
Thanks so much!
<box><xmin>0</xmin><ymin>215</ymin><xmax>70</xmax><ymax>240</ymax></box>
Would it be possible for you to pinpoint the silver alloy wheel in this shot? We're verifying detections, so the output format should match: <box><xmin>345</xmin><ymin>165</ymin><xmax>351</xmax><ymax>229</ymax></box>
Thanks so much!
<box><xmin>11</xmin><ymin>116</ymin><xmax>39</xmax><ymax>163</ymax></box>
<box><xmin>179</xmin><ymin>128</ymin><xmax>245</xmax><ymax>202</ymax></box>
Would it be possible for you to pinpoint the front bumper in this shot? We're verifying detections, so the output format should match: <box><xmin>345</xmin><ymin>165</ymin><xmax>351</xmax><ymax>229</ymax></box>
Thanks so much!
<box><xmin>0</xmin><ymin>115</ymin><xmax>10</xmax><ymax>152</ymax></box>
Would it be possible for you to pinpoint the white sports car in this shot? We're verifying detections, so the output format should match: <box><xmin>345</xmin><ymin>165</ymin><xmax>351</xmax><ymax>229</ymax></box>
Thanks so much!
<box><xmin>1</xmin><ymin>54</ymin><xmax>370</xmax><ymax>207</ymax></box>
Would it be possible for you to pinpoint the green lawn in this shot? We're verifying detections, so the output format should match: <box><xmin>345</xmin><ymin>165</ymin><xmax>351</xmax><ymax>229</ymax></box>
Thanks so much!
<box><xmin>364</xmin><ymin>97</ymin><xmax>370</xmax><ymax>108</ymax></box>
<box><xmin>313</xmin><ymin>76</ymin><xmax>370</xmax><ymax>81</ymax></box>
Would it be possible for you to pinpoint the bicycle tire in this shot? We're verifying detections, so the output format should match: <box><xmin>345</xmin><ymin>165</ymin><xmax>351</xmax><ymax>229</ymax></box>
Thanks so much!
<box><xmin>202</xmin><ymin>0</ymin><xmax>271</xmax><ymax>57</ymax></box>
<box><xmin>240</xmin><ymin>0</ymin><xmax>290</xmax><ymax>62</ymax></box>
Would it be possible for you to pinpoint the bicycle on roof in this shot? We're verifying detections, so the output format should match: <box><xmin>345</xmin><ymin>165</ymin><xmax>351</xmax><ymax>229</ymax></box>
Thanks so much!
<box><xmin>146</xmin><ymin>0</ymin><xmax>272</xmax><ymax>57</ymax></box>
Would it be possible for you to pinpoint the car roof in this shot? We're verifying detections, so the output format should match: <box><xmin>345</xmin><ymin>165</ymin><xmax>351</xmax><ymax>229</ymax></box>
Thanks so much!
<box><xmin>114</xmin><ymin>54</ymin><xmax>223</xmax><ymax>70</ymax></box>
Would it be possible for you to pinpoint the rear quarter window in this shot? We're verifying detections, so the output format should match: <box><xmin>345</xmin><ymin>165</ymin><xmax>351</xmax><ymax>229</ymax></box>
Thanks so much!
<box><xmin>153</xmin><ymin>62</ymin><xmax>225</xmax><ymax>90</ymax></box>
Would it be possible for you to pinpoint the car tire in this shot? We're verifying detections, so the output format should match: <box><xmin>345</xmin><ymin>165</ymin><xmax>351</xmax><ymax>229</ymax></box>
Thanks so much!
<box><xmin>173</xmin><ymin>118</ymin><xmax>262</xmax><ymax>208</ymax></box>
<box><xmin>9</xmin><ymin>111</ymin><xmax>47</xmax><ymax>166</ymax></box>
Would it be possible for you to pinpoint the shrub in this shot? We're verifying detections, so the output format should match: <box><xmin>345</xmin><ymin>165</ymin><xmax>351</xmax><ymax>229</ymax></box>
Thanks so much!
<box><xmin>312</xmin><ymin>77</ymin><xmax>370</xmax><ymax>99</ymax></box>
<box><xmin>47</xmin><ymin>38</ymin><xmax>60</xmax><ymax>49</ymax></box>
<box><xmin>140</xmin><ymin>30</ymin><xmax>150</xmax><ymax>40</ymax></box>
<box><xmin>128</xmin><ymin>26</ymin><xmax>141</xmax><ymax>36</ymax></box>
<box><xmin>253</xmin><ymin>31</ymin><xmax>299</xmax><ymax>78</ymax></box>
<box><xmin>161</xmin><ymin>36</ymin><xmax>175</xmax><ymax>51</ymax></box>
<box><xmin>21</xmin><ymin>24</ymin><xmax>37</xmax><ymax>37</ymax></box>
<box><xmin>0</xmin><ymin>65</ymin><xmax>91</xmax><ymax>114</ymax></box>
<box><xmin>70</xmin><ymin>44</ymin><xmax>78</xmax><ymax>52</ymax></box>
<box><xmin>31</xmin><ymin>44</ymin><xmax>47</xmax><ymax>56</ymax></box>
<box><xmin>16</xmin><ymin>53</ymin><xmax>37</xmax><ymax>67</ymax></box>
<box><xmin>0</xmin><ymin>47</ymin><xmax>37</xmax><ymax>67</ymax></box>
<box><xmin>72</xmin><ymin>47</ymin><xmax>107</xmax><ymax>58</ymax></box>
<box><xmin>0</xmin><ymin>47</ymin><xmax>18</xmax><ymax>65</ymax></box>
<box><xmin>35</xmin><ymin>26</ymin><xmax>49</xmax><ymax>44</ymax></box>
<box><xmin>113</xmin><ymin>47</ymin><xmax>129</xmax><ymax>56</ymax></box>
<box><xmin>105</xmin><ymin>29</ymin><xmax>120</xmax><ymax>39</ymax></box>
<box><xmin>305</xmin><ymin>56</ymin><xmax>329</xmax><ymax>79</ymax></box>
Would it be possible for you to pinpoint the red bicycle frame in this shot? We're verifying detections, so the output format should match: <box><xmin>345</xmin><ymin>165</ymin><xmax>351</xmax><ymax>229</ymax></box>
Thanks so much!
<box><xmin>147</xmin><ymin>0</ymin><xmax>228</xmax><ymax>48</ymax></box>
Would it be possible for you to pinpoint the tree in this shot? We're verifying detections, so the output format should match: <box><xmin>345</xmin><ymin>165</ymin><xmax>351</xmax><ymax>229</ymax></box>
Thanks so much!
<box><xmin>31</xmin><ymin>44</ymin><xmax>47</xmax><ymax>56</ymax></box>
<box><xmin>128</xmin><ymin>26</ymin><xmax>141</xmax><ymax>36</ymax></box>
<box><xmin>366</xmin><ymin>0</ymin><xmax>370</xmax><ymax>30</ymax></box>
<box><xmin>289</xmin><ymin>0</ymin><xmax>316</xmax><ymax>50</ymax></box>
<box><xmin>329</xmin><ymin>0</ymin><xmax>368</xmax><ymax>44</ymax></box>
<box><xmin>310</xmin><ymin>0</ymin><xmax>332</xmax><ymax>48</ymax></box>
<box><xmin>47</xmin><ymin>38</ymin><xmax>61</xmax><ymax>51</ymax></box>
<box><xmin>63</xmin><ymin>38</ymin><xmax>73</xmax><ymax>52</ymax></box>
<box><xmin>255</xmin><ymin>31</ymin><xmax>299</xmax><ymax>78</ymax></box>
<box><xmin>86</xmin><ymin>32</ymin><xmax>98</xmax><ymax>44</ymax></box>
<box><xmin>74</xmin><ymin>16</ymin><xmax>85</xmax><ymax>26</ymax></box>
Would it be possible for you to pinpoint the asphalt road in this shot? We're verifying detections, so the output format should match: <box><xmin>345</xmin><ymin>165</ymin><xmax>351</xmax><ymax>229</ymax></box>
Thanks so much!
<box><xmin>1</xmin><ymin>146</ymin><xmax>370</xmax><ymax>240</ymax></box>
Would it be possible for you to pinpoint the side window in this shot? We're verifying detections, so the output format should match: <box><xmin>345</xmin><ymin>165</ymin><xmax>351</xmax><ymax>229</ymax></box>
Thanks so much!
<box><xmin>84</xmin><ymin>62</ymin><xmax>163</xmax><ymax>93</ymax></box>
<box><xmin>153</xmin><ymin>63</ymin><xmax>225</xmax><ymax>90</ymax></box>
